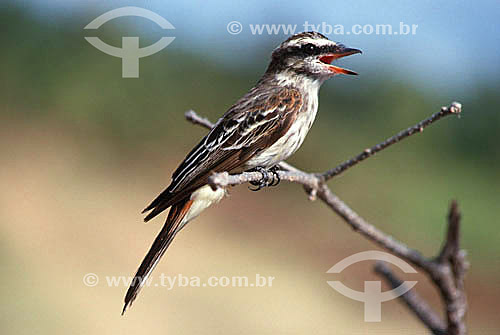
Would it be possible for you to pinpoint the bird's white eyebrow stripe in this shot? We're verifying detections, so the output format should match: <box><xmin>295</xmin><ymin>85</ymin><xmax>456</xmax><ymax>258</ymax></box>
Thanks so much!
<box><xmin>284</xmin><ymin>37</ymin><xmax>336</xmax><ymax>48</ymax></box>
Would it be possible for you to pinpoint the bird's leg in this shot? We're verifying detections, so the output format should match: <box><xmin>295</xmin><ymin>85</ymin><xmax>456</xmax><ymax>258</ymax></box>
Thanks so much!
<box><xmin>249</xmin><ymin>166</ymin><xmax>273</xmax><ymax>191</ymax></box>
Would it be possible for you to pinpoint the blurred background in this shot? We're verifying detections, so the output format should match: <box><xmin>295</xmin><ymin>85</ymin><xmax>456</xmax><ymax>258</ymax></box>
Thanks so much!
<box><xmin>1</xmin><ymin>1</ymin><xmax>499</xmax><ymax>334</ymax></box>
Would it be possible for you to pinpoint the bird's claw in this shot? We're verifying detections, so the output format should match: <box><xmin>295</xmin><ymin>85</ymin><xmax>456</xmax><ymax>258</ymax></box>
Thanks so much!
<box><xmin>249</xmin><ymin>166</ymin><xmax>281</xmax><ymax>191</ymax></box>
<box><xmin>268</xmin><ymin>165</ymin><xmax>281</xmax><ymax>187</ymax></box>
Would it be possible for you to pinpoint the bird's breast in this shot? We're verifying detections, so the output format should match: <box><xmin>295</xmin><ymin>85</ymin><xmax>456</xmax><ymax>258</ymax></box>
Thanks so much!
<box><xmin>244</xmin><ymin>92</ymin><xmax>318</xmax><ymax>168</ymax></box>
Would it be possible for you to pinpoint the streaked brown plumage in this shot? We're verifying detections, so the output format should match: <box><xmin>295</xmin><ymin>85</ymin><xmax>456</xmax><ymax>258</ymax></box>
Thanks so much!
<box><xmin>123</xmin><ymin>32</ymin><xmax>361</xmax><ymax>313</ymax></box>
<box><xmin>141</xmin><ymin>86</ymin><xmax>302</xmax><ymax>222</ymax></box>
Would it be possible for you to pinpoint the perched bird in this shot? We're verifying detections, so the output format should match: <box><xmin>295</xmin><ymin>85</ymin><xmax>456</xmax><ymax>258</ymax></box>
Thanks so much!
<box><xmin>122</xmin><ymin>31</ymin><xmax>361</xmax><ymax>313</ymax></box>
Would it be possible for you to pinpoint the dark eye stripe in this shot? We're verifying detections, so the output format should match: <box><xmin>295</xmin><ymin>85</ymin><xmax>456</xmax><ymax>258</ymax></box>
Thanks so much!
<box><xmin>276</xmin><ymin>43</ymin><xmax>332</xmax><ymax>59</ymax></box>
<box><xmin>304</xmin><ymin>43</ymin><xmax>316</xmax><ymax>55</ymax></box>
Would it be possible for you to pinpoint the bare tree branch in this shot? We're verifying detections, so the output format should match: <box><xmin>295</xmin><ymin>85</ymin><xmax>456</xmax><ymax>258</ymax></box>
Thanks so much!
<box><xmin>436</xmin><ymin>201</ymin><xmax>468</xmax><ymax>335</ymax></box>
<box><xmin>184</xmin><ymin>102</ymin><xmax>467</xmax><ymax>334</ymax></box>
<box><xmin>322</xmin><ymin>102</ymin><xmax>462</xmax><ymax>181</ymax></box>
<box><xmin>185</xmin><ymin>110</ymin><xmax>215</xmax><ymax>129</ymax></box>
<box><xmin>374</xmin><ymin>261</ymin><xmax>446</xmax><ymax>335</ymax></box>
<box><xmin>374</xmin><ymin>201</ymin><xmax>468</xmax><ymax>335</ymax></box>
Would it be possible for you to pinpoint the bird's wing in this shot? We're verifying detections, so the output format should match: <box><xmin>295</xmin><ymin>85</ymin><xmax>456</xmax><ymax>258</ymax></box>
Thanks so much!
<box><xmin>142</xmin><ymin>86</ymin><xmax>303</xmax><ymax>221</ymax></box>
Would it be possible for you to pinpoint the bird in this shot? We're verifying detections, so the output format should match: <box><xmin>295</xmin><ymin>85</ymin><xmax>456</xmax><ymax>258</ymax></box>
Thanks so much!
<box><xmin>122</xmin><ymin>31</ymin><xmax>361</xmax><ymax>314</ymax></box>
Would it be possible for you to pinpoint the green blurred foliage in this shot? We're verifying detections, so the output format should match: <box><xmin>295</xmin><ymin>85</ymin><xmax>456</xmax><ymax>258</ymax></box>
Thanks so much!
<box><xmin>1</xmin><ymin>4</ymin><xmax>499</xmax><ymax>266</ymax></box>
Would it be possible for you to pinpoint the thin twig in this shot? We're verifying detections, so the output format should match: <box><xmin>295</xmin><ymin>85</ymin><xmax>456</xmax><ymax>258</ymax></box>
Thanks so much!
<box><xmin>322</xmin><ymin>101</ymin><xmax>462</xmax><ymax>181</ymax></box>
<box><xmin>185</xmin><ymin>110</ymin><xmax>215</xmax><ymax>129</ymax></box>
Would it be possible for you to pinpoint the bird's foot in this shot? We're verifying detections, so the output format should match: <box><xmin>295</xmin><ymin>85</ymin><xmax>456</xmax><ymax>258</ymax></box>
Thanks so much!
<box><xmin>268</xmin><ymin>165</ymin><xmax>281</xmax><ymax>187</ymax></box>
<box><xmin>249</xmin><ymin>166</ymin><xmax>281</xmax><ymax>191</ymax></box>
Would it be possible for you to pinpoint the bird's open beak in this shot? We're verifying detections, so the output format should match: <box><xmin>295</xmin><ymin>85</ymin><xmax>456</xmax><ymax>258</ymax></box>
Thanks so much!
<box><xmin>319</xmin><ymin>46</ymin><xmax>362</xmax><ymax>75</ymax></box>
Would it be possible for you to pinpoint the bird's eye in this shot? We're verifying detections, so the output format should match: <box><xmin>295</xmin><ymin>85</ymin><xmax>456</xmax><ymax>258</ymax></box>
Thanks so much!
<box><xmin>304</xmin><ymin>43</ymin><xmax>316</xmax><ymax>54</ymax></box>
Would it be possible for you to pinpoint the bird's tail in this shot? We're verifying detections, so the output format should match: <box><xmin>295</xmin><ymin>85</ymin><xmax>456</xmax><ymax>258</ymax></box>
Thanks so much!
<box><xmin>122</xmin><ymin>197</ymin><xmax>193</xmax><ymax>315</ymax></box>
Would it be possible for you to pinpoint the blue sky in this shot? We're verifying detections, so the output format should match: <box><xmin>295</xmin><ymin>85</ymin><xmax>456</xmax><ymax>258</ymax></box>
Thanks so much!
<box><xmin>25</xmin><ymin>0</ymin><xmax>500</xmax><ymax>95</ymax></box>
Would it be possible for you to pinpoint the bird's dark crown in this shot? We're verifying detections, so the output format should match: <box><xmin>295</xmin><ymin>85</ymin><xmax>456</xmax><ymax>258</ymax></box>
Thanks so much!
<box><xmin>270</xmin><ymin>32</ymin><xmax>332</xmax><ymax>63</ymax></box>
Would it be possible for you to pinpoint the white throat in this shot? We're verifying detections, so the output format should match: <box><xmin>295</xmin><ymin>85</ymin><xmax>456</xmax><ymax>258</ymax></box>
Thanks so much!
<box><xmin>274</xmin><ymin>71</ymin><xmax>323</xmax><ymax>94</ymax></box>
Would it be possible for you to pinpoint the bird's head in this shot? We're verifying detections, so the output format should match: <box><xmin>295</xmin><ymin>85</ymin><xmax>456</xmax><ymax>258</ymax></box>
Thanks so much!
<box><xmin>266</xmin><ymin>32</ymin><xmax>361</xmax><ymax>81</ymax></box>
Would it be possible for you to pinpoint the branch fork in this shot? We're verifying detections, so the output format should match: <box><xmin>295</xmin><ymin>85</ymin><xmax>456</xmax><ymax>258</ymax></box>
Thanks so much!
<box><xmin>185</xmin><ymin>102</ymin><xmax>466</xmax><ymax>334</ymax></box>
